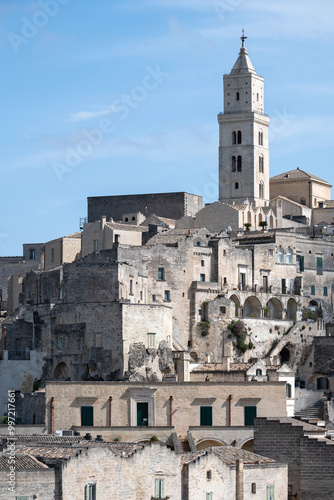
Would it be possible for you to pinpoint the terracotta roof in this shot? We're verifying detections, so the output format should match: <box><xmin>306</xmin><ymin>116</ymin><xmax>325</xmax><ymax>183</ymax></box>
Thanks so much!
<box><xmin>0</xmin><ymin>454</ymin><xmax>49</xmax><ymax>470</ymax></box>
<box><xmin>270</xmin><ymin>168</ymin><xmax>331</xmax><ymax>185</ymax></box>
<box><xmin>229</xmin><ymin>363</ymin><xmax>252</xmax><ymax>371</ymax></box>
<box><xmin>105</xmin><ymin>222</ymin><xmax>146</xmax><ymax>232</ymax></box>
<box><xmin>182</xmin><ymin>446</ymin><xmax>276</xmax><ymax>465</ymax></box>
<box><xmin>147</xmin><ymin>228</ymin><xmax>208</xmax><ymax>246</ymax></box>
<box><xmin>0</xmin><ymin>435</ymin><xmax>82</xmax><ymax>445</ymax></box>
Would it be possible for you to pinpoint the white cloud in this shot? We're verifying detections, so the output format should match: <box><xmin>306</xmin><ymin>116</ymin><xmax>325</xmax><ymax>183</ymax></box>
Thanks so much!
<box><xmin>68</xmin><ymin>109</ymin><xmax>113</xmax><ymax>122</ymax></box>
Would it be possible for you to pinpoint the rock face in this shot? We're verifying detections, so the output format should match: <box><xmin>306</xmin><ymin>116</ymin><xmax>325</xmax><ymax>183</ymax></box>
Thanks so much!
<box><xmin>127</xmin><ymin>341</ymin><xmax>174</xmax><ymax>382</ymax></box>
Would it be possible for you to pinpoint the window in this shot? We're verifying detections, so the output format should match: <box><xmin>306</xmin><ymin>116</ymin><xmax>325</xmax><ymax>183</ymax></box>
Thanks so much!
<box><xmin>130</xmin><ymin>279</ymin><xmax>133</xmax><ymax>295</ymax></box>
<box><xmin>85</xmin><ymin>483</ymin><xmax>96</xmax><ymax>500</ymax></box>
<box><xmin>154</xmin><ymin>479</ymin><xmax>165</xmax><ymax>499</ymax></box>
<box><xmin>258</xmin><ymin>131</ymin><xmax>263</xmax><ymax>145</ymax></box>
<box><xmin>114</xmin><ymin>234</ymin><xmax>119</xmax><ymax>244</ymax></box>
<box><xmin>257</xmin><ymin>93</ymin><xmax>259</xmax><ymax>101</ymax></box>
<box><xmin>259</xmin><ymin>182</ymin><xmax>264</xmax><ymax>199</ymax></box>
<box><xmin>268</xmin><ymin>250</ymin><xmax>273</xmax><ymax>257</ymax></box>
<box><xmin>277</xmin><ymin>247</ymin><xmax>283</xmax><ymax>263</ymax></box>
<box><xmin>324</xmin><ymin>286</ymin><xmax>328</xmax><ymax>296</ymax></box>
<box><xmin>251</xmin><ymin>483</ymin><xmax>256</xmax><ymax>494</ymax></box>
<box><xmin>152</xmin><ymin>294</ymin><xmax>156</xmax><ymax>302</ymax></box>
<box><xmin>158</xmin><ymin>267</ymin><xmax>165</xmax><ymax>280</ymax></box>
<box><xmin>244</xmin><ymin>406</ymin><xmax>257</xmax><ymax>426</ymax></box>
<box><xmin>200</xmin><ymin>274</ymin><xmax>206</xmax><ymax>282</ymax></box>
<box><xmin>223</xmin><ymin>277</ymin><xmax>227</xmax><ymax>284</ymax></box>
<box><xmin>93</xmin><ymin>239</ymin><xmax>98</xmax><ymax>252</ymax></box>
<box><xmin>300</xmin><ymin>198</ymin><xmax>306</xmax><ymax>206</ymax></box>
<box><xmin>16</xmin><ymin>497</ymin><xmax>29</xmax><ymax>500</ymax></box>
<box><xmin>207</xmin><ymin>470</ymin><xmax>212</xmax><ymax>480</ymax></box>
<box><xmin>164</xmin><ymin>290</ymin><xmax>170</xmax><ymax>301</ymax></box>
<box><xmin>220</xmin><ymin>306</ymin><xmax>226</xmax><ymax>314</ymax></box>
<box><xmin>15</xmin><ymin>339</ymin><xmax>21</xmax><ymax>357</ymax></box>
<box><xmin>237</xmin><ymin>130</ymin><xmax>242</xmax><ymax>144</ymax></box>
<box><xmin>236</xmin><ymin>92</ymin><xmax>240</xmax><ymax>100</ymax></box>
<box><xmin>266</xmin><ymin>485</ymin><xmax>275</xmax><ymax>500</ymax></box>
<box><xmin>316</xmin><ymin>257</ymin><xmax>323</xmax><ymax>275</ymax></box>
<box><xmin>317</xmin><ymin>377</ymin><xmax>329</xmax><ymax>390</ymax></box>
<box><xmin>29</xmin><ymin>249</ymin><xmax>35</xmax><ymax>260</ymax></box>
<box><xmin>201</xmin><ymin>260</ymin><xmax>205</xmax><ymax>267</ymax></box>
<box><xmin>256</xmin><ymin>369</ymin><xmax>262</xmax><ymax>376</ymax></box>
<box><xmin>232</xmin><ymin>155</ymin><xmax>236</xmax><ymax>172</ymax></box>
<box><xmin>296</xmin><ymin>255</ymin><xmax>304</xmax><ymax>272</ymax></box>
<box><xmin>206</xmin><ymin>494</ymin><xmax>213</xmax><ymax>500</ymax></box>
<box><xmin>286</xmin><ymin>383</ymin><xmax>292</xmax><ymax>398</ymax></box>
<box><xmin>286</xmin><ymin>248</ymin><xmax>292</xmax><ymax>264</ymax></box>
<box><xmin>51</xmin><ymin>248</ymin><xmax>55</xmax><ymax>264</ymax></box>
<box><xmin>259</xmin><ymin>155</ymin><xmax>264</xmax><ymax>173</ymax></box>
<box><xmin>148</xmin><ymin>333</ymin><xmax>156</xmax><ymax>349</ymax></box>
<box><xmin>235</xmin><ymin>182</ymin><xmax>239</xmax><ymax>190</ymax></box>
<box><xmin>232</xmin><ymin>131</ymin><xmax>236</xmax><ymax>144</ymax></box>
<box><xmin>57</xmin><ymin>335</ymin><xmax>64</xmax><ymax>350</ymax></box>
<box><xmin>311</xmin><ymin>285</ymin><xmax>315</xmax><ymax>295</ymax></box>
<box><xmin>81</xmin><ymin>406</ymin><xmax>94</xmax><ymax>426</ymax></box>
<box><xmin>237</xmin><ymin>155</ymin><xmax>242</xmax><ymax>172</ymax></box>
<box><xmin>200</xmin><ymin>406</ymin><xmax>212</xmax><ymax>426</ymax></box>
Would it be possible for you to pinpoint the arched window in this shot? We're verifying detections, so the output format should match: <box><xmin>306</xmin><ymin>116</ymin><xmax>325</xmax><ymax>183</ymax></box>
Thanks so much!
<box><xmin>237</xmin><ymin>131</ymin><xmax>242</xmax><ymax>144</ymax></box>
<box><xmin>236</xmin><ymin>92</ymin><xmax>240</xmax><ymax>101</ymax></box>
<box><xmin>237</xmin><ymin>156</ymin><xmax>242</xmax><ymax>172</ymax></box>
<box><xmin>231</xmin><ymin>156</ymin><xmax>236</xmax><ymax>172</ymax></box>
<box><xmin>277</xmin><ymin>247</ymin><xmax>283</xmax><ymax>263</ymax></box>
<box><xmin>234</xmin><ymin>182</ymin><xmax>239</xmax><ymax>190</ymax></box>
<box><xmin>259</xmin><ymin>182</ymin><xmax>264</xmax><ymax>199</ymax></box>
<box><xmin>286</xmin><ymin>247</ymin><xmax>292</xmax><ymax>264</ymax></box>
<box><xmin>259</xmin><ymin>155</ymin><xmax>264</xmax><ymax>173</ymax></box>
<box><xmin>232</xmin><ymin>131</ymin><xmax>236</xmax><ymax>144</ymax></box>
<box><xmin>258</xmin><ymin>131</ymin><xmax>263</xmax><ymax>146</ymax></box>
<box><xmin>18</xmin><ymin>293</ymin><xmax>23</xmax><ymax>304</ymax></box>
<box><xmin>286</xmin><ymin>383</ymin><xmax>292</xmax><ymax>398</ymax></box>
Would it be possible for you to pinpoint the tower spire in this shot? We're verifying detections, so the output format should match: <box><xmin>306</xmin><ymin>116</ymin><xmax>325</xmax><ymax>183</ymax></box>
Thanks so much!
<box><xmin>241</xmin><ymin>29</ymin><xmax>247</xmax><ymax>49</ymax></box>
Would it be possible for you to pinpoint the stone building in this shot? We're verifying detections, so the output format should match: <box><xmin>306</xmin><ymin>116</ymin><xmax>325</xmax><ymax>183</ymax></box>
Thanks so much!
<box><xmin>0</xmin><ymin>436</ymin><xmax>288</xmax><ymax>500</ymax></box>
<box><xmin>254</xmin><ymin>417</ymin><xmax>334</xmax><ymax>500</ymax></box>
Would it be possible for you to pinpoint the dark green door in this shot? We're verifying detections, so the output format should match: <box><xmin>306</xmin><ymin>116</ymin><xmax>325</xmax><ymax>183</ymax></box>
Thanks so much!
<box><xmin>200</xmin><ymin>406</ymin><xmax>212</xmax><ymax>426</ymax></box>
<box><xmin>244</xmin><ymin>406</ymin><xmax>257</xmax><ymax>426</ymax></box>
<box><xmin>137</xmin><ymin>402</ymin><xmax>149</xmax><ymax>426</ymax></box>
<box><xmin>81</xmin><ymin>406</ymin><xmax>94</xmax><ymax>426</ymax></box>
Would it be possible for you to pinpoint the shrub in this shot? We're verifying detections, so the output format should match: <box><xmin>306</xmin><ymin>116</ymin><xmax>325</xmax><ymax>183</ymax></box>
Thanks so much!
<box><xmin>227</xmin><ymin>320</ymin><xmax>254</xmax><ymax>354</ymax></box>
<box><xmin>150</xmin><ymin>435</ymin><xmax>158</xmax><ymax>442</ymax></box>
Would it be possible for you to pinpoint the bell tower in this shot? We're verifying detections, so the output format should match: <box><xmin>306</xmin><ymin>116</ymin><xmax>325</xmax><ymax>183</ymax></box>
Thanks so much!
<box><xmin>218</xmin><ymin>32</ymin><xmax>270</xmax><ymax>207</ymax></box>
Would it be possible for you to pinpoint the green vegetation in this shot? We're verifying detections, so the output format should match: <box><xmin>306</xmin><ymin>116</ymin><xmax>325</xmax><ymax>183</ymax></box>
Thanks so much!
<box><xmin>227</xmin><ymin>320</ymin><xmax>255</xmax><ymax>354</ymax></box>
<box><xmin>197</xmin><ymin>321</ymin><xmax>210</xmax><ymax>336</ymax></box>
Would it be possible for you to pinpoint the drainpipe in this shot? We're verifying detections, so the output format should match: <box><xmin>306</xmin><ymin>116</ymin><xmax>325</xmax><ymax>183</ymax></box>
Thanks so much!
<box><xmin>50</xmin><ymin>397</ymin><xmax>54</xmax><ymax>434</ymax></box>
<box><xmin>169</xmin><ymin>396</ymin><xmax>173</xmax><ymax>426</ymax></box>
<box><xmin>109</xmin><ymin>396</ymin><xmax>112</xmax><ymax>426</ymax></box>
<box><xmin>3</xmin><ymin>326</ymin><xmax>6</xmax><ymax>351</ymax></box>
<box><xmin>228</xmin><ymin>395</ymin><xmax>232</xmax><ymax>426</ymax></box>
<box><xmin>236</xmin><ymin>459</ymin><xmax>244</xmax><ymax>500</ymax></box>
<box><xmin>308</xmin><ymin>180</ymin><xmax>312</xmax><ymax>208</ymax></box>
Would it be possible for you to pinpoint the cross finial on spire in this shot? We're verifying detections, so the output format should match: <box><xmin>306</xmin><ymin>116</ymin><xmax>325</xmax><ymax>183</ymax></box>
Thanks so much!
<box><xmin>241</xmin><ymin>29</ymin><xmax>247</xmax><ymax>48</ymax></box>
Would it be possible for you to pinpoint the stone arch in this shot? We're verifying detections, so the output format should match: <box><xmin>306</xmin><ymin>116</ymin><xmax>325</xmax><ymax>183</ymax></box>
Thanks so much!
<box><xmin>244</xmin><ymin>296</ymin><xmax>262</xmax><ymax>318</ymax></box>
<box><xmin>54</xmin><ymin>362</ymin><xmax>69</xmax><ymax>380</ymax></box>
<box><xmin>241</xmin><ymin>439</ymin><xmax>254</xmax><ymax>453</ymax></box>
<box><xmin>190</xmin><ymin>351</ymin><xmax>198</xmax><ymax>362</ymax></box>
<box><xmin>266</xmin><ymin>298</ymin><xmax>283</xmax><ymax>319</ymax></box>
<box><xmin>229</xmin><ymin>294</ymin><xmax>241</xmax><ymax>316</ymax></box>
<box><xmin>269</xmin><ymin>215</ymin><xmax>274</xmax><ymax>229</ymax></box>
<box><xmin>308</xmin><ymin>300</ymin><xmax>318</xmax><ymax>310</ymax></box>
<box><xmin>279</xmin><ymin>347</ymin><xmax>290</xmax><ymax>364</ymax></box>
<box><xmin>287</xmin><ymin>298</ymin><xmax>297</xmax><ymax>321</ymax></box>
<box><xmin>196</xmin><ymin>439</ymin><xmax>227</xmax><ymax>451</ymax></box>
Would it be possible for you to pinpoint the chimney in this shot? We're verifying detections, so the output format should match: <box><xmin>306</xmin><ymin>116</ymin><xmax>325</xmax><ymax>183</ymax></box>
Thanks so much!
<box><xmin>236</xmin><ymin>459</ymin><xmax>244</xmax><ymax>500</ymax></box>
<box><xmin>101</xmin><ymin>216</ymin><xmax>106</xmax><ymax>229</ymax></box>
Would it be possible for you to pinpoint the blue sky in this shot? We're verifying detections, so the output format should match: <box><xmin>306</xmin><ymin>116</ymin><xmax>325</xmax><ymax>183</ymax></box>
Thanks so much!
<box><xmin>1</xmin><ymin>0</ymin><xmax>334</xmax><ymax>255</ymax></box>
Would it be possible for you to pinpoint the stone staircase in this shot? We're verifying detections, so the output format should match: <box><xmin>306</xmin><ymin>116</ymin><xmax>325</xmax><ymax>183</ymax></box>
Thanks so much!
<box><xmin>179</xmin><ymin>439</ymin><xmax>191</xmax><ymax>452</ymax></box>
<box><xmin>294</xmin><ymin>399</ymin><xmax>325</xmax><ymax>422</ymax></box>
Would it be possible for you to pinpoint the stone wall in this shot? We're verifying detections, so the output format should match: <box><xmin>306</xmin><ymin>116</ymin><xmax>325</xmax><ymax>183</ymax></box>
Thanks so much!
<box><xmin>87</xmin><ymin>192</ymin><xmax>203</xmax><ymax>223</ymax></box>
<box><xmin>45</xmin><ymin>380</ymin><xmax>287</xmax><ymax>436</ymax></box>
<box><xmin>0</xmin><ymin>467</ymin><xmax>55</xmax><ymax>500</ymax></box>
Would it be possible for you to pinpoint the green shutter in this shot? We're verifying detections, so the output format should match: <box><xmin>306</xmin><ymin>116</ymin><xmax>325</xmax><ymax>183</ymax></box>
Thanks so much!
<box><xmin>200</xmin><ymin>406</ymin><xmax>212</xmax><ymax>426</ymax></box>
<box><xmin>155</xmin><ymin>479</ymin><xmax>165</xmax><ymax>498</ymax></box>
<box><xmin>81</xmin><ymin>406</ymin><xmax>94</xmax><ymax>426</ymax></box>
<box><xmin>244</xmin><ymin>406</ymin><xmax>257</xmax><ymax>426</ymax></box>
<box><xmin>300</xmin><ymin>256</ymin><xmax>304</xmax><ymax>272</ymax></box>
<box><xmin>317</xmin><ymin>257</ymin><xmax>323</xmax><ymax>275</ymax></box>
<box><xmin>324</xmin><ymin>287</ymin><xmax>328</xmax><ymax>296</ymax></box>
<box><xmin>267</xmin><ymin>485</ymin><xmax>275</xmax><ymax>500</ymax></box>
<box><xmin>311</xmin><ymin>285</ymin><xmax>315</xmax><ymax>295</ymax></box>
